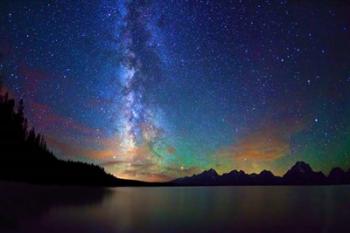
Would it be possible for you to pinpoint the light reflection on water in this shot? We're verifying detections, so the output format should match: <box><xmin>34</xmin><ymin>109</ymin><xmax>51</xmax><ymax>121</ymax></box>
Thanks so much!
<box><xmin>1</xmin><ymin>183</ymin><xmax>350</xmax><ymax>233</ymax></box>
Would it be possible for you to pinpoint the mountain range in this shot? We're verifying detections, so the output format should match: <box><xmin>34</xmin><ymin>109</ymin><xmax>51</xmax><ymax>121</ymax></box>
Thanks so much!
<box><xmin>172</xmin><ymin>161</ymin><xmax>350</xmax><ymax>186</ymax></box>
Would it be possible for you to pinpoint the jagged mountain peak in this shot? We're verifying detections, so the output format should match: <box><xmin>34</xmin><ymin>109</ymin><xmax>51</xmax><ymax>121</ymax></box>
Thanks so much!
<box><xmin>224</xmin><ymin>170</ymin><xmax>245</xmax><ymax>176</ymax></box>
<box><xmin>329</xmin><ymin>167</ymin><xmax>345</xmax><ymax>175</ymax></box>
<box><xmin>259</xmin><ymin>170</ymin><xmax>274</xmax><ymax>176</ymax></box>
<box><xmin>288</xmin><ymin>161</ymin><xmax>313</xmax><ymax>174</ymax></box>
<box><xmin>199</xmin><ymin>168</ymin><xmax>218</xmax><ymax>177</ymax></box>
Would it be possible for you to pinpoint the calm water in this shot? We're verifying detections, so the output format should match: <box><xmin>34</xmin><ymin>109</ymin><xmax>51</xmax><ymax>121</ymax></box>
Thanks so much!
<box><xmin>1</xmin><ymin>182</ymin><xmax>350</xmax><ymax>233</ymax></box>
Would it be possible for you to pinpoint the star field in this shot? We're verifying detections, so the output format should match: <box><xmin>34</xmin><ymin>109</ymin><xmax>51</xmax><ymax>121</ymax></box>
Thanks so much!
<box><xmin>0</xmin><ymin>0</ymin><xmax>350</xmax><ymax>181</ymax></box>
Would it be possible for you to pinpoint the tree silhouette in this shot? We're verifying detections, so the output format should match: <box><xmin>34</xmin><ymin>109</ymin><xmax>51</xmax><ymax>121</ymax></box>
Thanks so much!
<box><xmin>0</xmin><ymin>75</ymin><xmax>147</xmax><ymax>186</ymax></box>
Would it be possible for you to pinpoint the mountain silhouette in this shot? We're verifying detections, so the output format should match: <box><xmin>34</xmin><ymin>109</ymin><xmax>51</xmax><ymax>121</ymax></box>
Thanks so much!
<box><xmin>220</xmin><ymin>170</ymin><xmax>251</xmax><ymax>185</ymax></box>
<box><xmin>328</xmin><ymin>167</ymin><xmax>348</xmax><ymax>184</ymax></box>
<box><xmin>283</xmin><ymin>161</ymin><xmax>326</xmax><ymax>185</ymax></box>
<box><xmin>252</xmin><ymin>170</ymin><xmax>282</xmax><ymax>185</ymax></box>
<box><xmin>175</xmin><ymin>168</ymin><xmax>219</xmax><ymax>185</ymax></box>
<box><xmin>173</xmin><ymin>162</ymin><xmax>350</xmax><ymax>186</ymax></box>
<box><xmin>174</xmin><ymin>169</ymin><xmax>281</xmax><ymax>186</ymax></box>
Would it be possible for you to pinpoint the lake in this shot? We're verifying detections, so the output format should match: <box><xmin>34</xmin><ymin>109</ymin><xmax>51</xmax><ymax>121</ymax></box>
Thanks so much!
<box><xmin>1</xmin><ymin>182</ymin><xmax>350</xmax><ymax>233</ymax></box>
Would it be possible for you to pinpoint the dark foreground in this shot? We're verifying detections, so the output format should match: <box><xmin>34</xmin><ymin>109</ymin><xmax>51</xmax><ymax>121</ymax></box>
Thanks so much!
<box><xmin>1</xmin><ymin>182</ymin><xmax>350</xmax><ymax>233</ymax></box>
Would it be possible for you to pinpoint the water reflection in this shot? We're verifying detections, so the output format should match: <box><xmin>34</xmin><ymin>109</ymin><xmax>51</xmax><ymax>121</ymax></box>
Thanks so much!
<box><xmin>0</xmin><ymin>182</ymin><xmax>110</xmax><ymax>233</ymax></box>
<box><xmin>1</xmin><ymin>183</ymin><xmax>350</xmax><ymax>233</ymax></box>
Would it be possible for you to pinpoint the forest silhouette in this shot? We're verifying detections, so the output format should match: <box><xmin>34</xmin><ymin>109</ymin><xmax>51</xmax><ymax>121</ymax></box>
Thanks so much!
<box><xmin>0</xmin><ymin>76</ymin><xmax>147</xmax><ymax>186</ymax></box>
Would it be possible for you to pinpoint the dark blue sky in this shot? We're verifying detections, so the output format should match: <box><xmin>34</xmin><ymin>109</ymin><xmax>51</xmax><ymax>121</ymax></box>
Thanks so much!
<box><xmin>1</xmin><ymin>0</ymin><xmax>350</xmax><ymax>181</ymax></box>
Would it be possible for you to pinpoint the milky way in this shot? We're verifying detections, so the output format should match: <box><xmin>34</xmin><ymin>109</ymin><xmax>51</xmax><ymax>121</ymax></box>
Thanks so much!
<box><xmin>1</xmin><ymin>0</ymin><xmax>350</xmax><ymax>181</ymax></box>
<box><xmin>111</xmin><ymin>0</ymin><xmax>174</xmax><ymax>181</ymax></box>
<box><xmin>118</xmin><ymin>0</ymin><xmax>162</xmax><ymax>153</ymax></box>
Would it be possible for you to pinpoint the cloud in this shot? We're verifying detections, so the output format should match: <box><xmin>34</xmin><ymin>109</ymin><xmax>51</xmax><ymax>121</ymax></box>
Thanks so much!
<box><xmin>19</xmin><ymin>64</ymin><xmax>52</xmax><ymax>94</ymax></box>
<box><xmin>0</xmin><ymin>84</ymin><xmax>13</xmax><ymax>97</ymax></box>
<box><xmin>111</xmin><ymin>164</ymin><xmax>202</xmax><ymax>182</ymax></box>
<box><xmin>219</xmin><ymin>131</ymin><xmax>290</xmax><ymax>161</ymax></box>
<box><xmin>99</xmin><ymin>140</ymin><xmax>198</xmax><ymax>182</ymax></box>
<box><xmin>216</xmin><ymin>118</ymin><xmax>304</xmax><ymax>162</ymax></box>
<box><xmin>0</xmin><ymin>37</ymin><xmax>12</xmax><ymax>61</ymax></box>
<box><xmin>118</xmin><ymin>169</ymin><xmax>173</xmax><ymax>182</ymax></box>
<box><xmin>46</xmin><ymin>136</ymin><xmax>117</xmax><ymax>161</ymax></box>
<box><xmin>6</xmin><ymin>64</ymin><xmax>97</xmax><ymax>141</ymax></box>
<box><xmin>99</xmin><ymin>141</ymin><xmax>164</xmax><ymax>180</ymax></box>
<box><xmin>29</xmin><ymin>102</ymin><xmax>100</xmax><ymax>137</ymax></box>
<box><xmin>166</xmin><ymin>146</ymin><xmax>176</xmax><ymax>154</ymax></box>
<box><xmin>165</xmin><ymin>165</ymin><xmax>202</xmax><ymax>177</ymax></box>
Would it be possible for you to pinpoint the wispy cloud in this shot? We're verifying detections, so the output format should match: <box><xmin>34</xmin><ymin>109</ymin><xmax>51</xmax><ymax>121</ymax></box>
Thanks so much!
<box><xmin>214</xmin><ymin>116</ymin><xmax>305</xmax><ymax>174</ymax></box>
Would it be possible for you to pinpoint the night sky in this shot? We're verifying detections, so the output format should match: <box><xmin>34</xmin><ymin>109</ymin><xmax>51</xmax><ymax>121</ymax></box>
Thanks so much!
<box><xmin>1</xmin><ymin>0</ymin><xmax>350</xmax><ymax>181</ymax></box>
